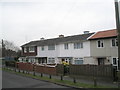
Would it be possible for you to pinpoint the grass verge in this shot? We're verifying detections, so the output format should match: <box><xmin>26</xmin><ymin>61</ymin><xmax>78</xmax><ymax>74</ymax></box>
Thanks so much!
<box><xmin>2</xmin><ymin>67</ymin><xmax>117</xmax><ymax>88</ymax></box>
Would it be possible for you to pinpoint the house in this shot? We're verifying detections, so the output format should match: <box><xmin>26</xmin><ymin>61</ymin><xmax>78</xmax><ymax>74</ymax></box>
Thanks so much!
<box><xmin>21</xmin><ymin>32</ymin><xmax>94</xmax><ymax>65</ymax></box>
<box><xmin>88</xmin><ymin>29</ymin><xmax>118</xmax><ymax>69</ymax></box>
<box><xmin>20</xmin><ymin>29</ymin><xmax>118</xmax><ymax>69</ymax></box>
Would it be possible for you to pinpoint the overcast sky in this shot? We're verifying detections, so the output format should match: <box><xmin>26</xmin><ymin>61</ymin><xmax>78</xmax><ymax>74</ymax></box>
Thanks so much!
<box><xmin>0</xmin><ymin>0</ymin><xmax>119</xmax><ymax>47</ymax></box>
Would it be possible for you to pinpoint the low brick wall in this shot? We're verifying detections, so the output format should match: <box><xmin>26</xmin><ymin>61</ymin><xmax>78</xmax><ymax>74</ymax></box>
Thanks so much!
<box><xmin>17</xmin><ymin>62</ymin><xmax>33</xmax><ymax>71</ymax></box>
<box><xmin>17</xmin><ymin>63</ymin><xmax>57</xmax><ymax>75</ymax></box>
<box><xmin>35</xmin><ymin>65</ymin><xmax>57</xmax><ymax>75</ymax></box>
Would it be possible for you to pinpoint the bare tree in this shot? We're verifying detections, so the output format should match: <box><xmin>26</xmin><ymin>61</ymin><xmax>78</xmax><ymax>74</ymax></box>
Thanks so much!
<box><xmin>0</xmin><ymin>39</ymin><xmax>21</xmax><ymax>58</ymax></box>
<box><xmin>0</xmin><ymin>39</ymin><xmax>20</xmax><ymax>52</ymax></box>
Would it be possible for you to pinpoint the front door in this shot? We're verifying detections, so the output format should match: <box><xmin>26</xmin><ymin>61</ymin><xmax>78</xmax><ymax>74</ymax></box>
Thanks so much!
<box><xmin>98</xmin><ymin>58</ymin><xmax>105</xmax><ymax>65</ymax></box>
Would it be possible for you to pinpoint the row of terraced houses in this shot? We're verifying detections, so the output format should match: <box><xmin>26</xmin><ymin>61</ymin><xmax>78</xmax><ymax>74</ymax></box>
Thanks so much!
<box><xmin>20</xmin><ymin>29</ymin><xmax>118</xmax><ymax>69</ymax></box>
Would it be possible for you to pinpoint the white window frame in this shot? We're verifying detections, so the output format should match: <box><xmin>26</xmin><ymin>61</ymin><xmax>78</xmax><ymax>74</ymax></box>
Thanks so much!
<box><xmin>74</xmin><ymin>58</ymin><xmax>83</xmax><ymax>65</ymax></box>
<box><xmin>41</xmin><ymin>46</ymin><xmax>44</xmax><ymax>51</ymax></box>
<box><xmin>74</xmin><ymin>42</ymin><xmax>83</xmax><ymax>49</ymax></box>
<box><xmin>64</xmin><ymin>43</ymin><xmax>69</xmax><ymax>50</ymax></box>
<box><xmin>111</xmin><ymin>38</ymin><xmax>118</xmax><ymax>47</ymax></box>
<box><xmin>112</xmin><ymin>57</ymin><xmax>118</xmax><ymax>70</ymax></box>
<box><xmin>24</xmin><ymin>47</ymin><xmax>27</xmax><ymax>53</ymax></box>
<box><xmin>47</xmin><ymin>58</ymin><xmax>55</xmax><ymax>64</ymax></box>
<box><xmin>29</xmin><ymin>46</ymin><xmax>35</xmax><ymax>52</ymax></box>
<box><xmin>97</xmin><ymin>40</ymin><xmax>104</xmax><ymax>48</ymax></box>
<box><xmin>112</xmin><ymin>57</ymin><xmax>118</xmax><ymax>66</ymax></box>
<box><xmin>48</xmin><ymin>45</ymin><xmax>55</xmax><ymax>50</ymax></box>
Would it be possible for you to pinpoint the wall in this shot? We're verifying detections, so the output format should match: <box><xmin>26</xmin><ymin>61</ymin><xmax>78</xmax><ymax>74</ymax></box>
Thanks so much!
<box><xmin>37</xmin><ymin>41</ymin><xmax>90</xmax><ymax>58</ymax></box>
<box><xmin>59</xmin><ymin>41</ymin><xmax>91</xmax><ymax>57</ymax></box>
<box><xmin>90</xmin><ymin>38</ymin><xmax>118</xmax><ymax>57</ymax></box>
<box><xmin>37</xmin><ymin>45</ymin><xmax>59</xmax><ymax>57</ymax></box>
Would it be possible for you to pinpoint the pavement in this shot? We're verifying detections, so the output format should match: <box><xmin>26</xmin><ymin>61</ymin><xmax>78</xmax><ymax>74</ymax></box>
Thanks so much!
<box><xmin>3</xmin><ymin>67</ymin><xmax>118</xmax><ymax>88</ymax></box>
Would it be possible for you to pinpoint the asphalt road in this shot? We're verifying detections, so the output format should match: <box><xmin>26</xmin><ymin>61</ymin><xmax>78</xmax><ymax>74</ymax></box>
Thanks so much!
<box><xmin>2</xmin><ymin>71</ymin><xmax>72</xmax><ymax>88</ymax></box>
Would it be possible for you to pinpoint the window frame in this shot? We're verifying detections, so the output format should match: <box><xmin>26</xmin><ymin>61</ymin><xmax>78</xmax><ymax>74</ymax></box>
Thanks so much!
<box><xmin>41</xmin><ymin>46</ymin><xmax>44</xmax><ymax>51</ymax></box>
<box><xmin>111</xmin><ymin>38</ymin><xmax>118</xmax><ymax>47</ymax></box>
<box><xmin>24</xmin><ymin>47</ymin><xmax>27</xmax><ymax>53</ymax></box>
<box><xmin>74</xmin><ymin>58</ymin><xmax>83</xmax><ymax>65</ymax></box>
<box><xmin>97</xmin><ymin>40</ymin><xmax>104</xmax><ymax>48</ymax></box>
<box><xmin>48</xmin><ymin>45</ymin><xmax>55</xmax><ymax>50</ymax></box>
<box><xmin>29</xmin><ymin>46</ymin><xmax>35</xmax><ymax>52</ymax></box>
<box><xmin>64</xmin><ymin>43</ymin><xmax>69</xmax><ymax>50</ymax></box>
<box><xmin>47</xmin><ymin>58</ymin><xmax>55</xmax><ymax>64</ymax></box>
<box><xmin>74</xmin><ymin>42</ymin><xmax>83</xmax><ymax>49</ymax></box>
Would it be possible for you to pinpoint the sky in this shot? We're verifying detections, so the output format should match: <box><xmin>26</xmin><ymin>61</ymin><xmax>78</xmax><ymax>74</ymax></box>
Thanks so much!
<box><xmin>0</xmin><ymin>0</ymin><xmax>119</xmax><ymax>47</ymax></box>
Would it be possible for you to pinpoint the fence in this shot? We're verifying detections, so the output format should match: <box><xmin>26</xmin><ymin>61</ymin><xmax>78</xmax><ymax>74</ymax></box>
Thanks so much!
<box><xmin>69</xmin><ymin>64</ymin><xmax>114</xmax><ymax>80</ymax></box>
<box><xmin>5</xmin><ymin>62</ymin><xmax>116</xmax><ymax>81</ymax></box>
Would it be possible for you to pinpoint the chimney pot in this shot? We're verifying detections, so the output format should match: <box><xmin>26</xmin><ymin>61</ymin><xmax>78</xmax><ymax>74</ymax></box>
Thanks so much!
<box><xmin>40</xmin><ymin>37</ymin><xmax>44</xmax><ymax>40</ymax></box>
<box><xmin>59</xmin><ymin>35</ymin><xmax>64</xmax><ymax>38</ymax></box>
<box><xmin>84</xmin><ymin>31</ymin><xmax>89</xmax><ymax>34</ymax></box>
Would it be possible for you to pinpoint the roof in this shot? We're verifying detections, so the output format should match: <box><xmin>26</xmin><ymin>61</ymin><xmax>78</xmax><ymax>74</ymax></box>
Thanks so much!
<box><xmin>21</xmin><ymin>33</ymin><xmax>94</xmax><ymax>47</ymax></box>
<box><xmin>88</xmin><ymin>29</ymin><xmax>117</xmax><ymax>40</ymax></box>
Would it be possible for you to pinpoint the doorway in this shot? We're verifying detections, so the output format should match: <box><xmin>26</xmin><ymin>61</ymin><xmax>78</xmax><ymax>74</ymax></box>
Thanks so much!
<box><xmin>98</xmin><ymin>58</ymin><xmax>105</xmax><ymax>65</ymax></box>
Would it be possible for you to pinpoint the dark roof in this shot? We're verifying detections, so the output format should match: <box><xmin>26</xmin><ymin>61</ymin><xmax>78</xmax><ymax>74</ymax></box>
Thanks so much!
<box><xmin>21</xmin><ymin>33</ymin><xmax>94</xmax><ymax>47</ymax></box>
<box><xmin>89</xmin><ymin>29</ymin><xmax>117</xmax><ymax>40</ymax></box>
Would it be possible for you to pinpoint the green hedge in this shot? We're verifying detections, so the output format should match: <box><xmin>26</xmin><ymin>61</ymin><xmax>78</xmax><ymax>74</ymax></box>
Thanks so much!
<box><xmin>5</xmin><ymin>60</ymin><xmax>16</xmax><ymax>67</ymax></box>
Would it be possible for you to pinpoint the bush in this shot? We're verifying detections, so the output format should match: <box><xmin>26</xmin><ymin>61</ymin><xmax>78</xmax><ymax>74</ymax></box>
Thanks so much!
<box><xmin>5</xmin><ymin>60</ymin><xmax>16</xmax><ymax>67</ymax></box>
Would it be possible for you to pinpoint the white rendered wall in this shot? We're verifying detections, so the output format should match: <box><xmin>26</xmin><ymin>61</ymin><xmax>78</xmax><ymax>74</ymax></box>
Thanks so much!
<box><xmin>59</xmin><ymin>41</ymin><xmax>91</xmax><ymax>57</ymax></box>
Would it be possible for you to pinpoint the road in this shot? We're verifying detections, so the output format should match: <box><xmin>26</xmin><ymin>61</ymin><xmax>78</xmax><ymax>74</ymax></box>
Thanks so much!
<box><xmin>2</xmin><ymin>71</ymin><xmax>74</xmax><ymax>88</ymax></box>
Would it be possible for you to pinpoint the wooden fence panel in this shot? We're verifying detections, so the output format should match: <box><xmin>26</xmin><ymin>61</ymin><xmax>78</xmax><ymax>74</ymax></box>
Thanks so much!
<box><xmin>69</xmin><ymin>64</ymin><xmax>114</xmax><ymax>79</ymax></box>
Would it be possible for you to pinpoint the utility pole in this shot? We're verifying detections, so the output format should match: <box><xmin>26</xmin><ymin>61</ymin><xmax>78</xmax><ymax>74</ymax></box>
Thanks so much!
<box><xmin>114</xmin><ymin>0</ymin><xmax>120</xmax><ymax>87</ymax></box>
<box><xmin>114</xmin><ymin>0</ymin><xmax>120</xmax><ymax>70</ymax></box>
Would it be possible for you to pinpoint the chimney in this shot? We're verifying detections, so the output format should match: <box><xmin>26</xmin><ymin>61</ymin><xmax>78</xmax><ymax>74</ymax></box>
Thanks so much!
<box><xmin>59</xmin><ymin>34</ymin><xmax>64</xmax><ymax>38</ymax></box>
<box><xmin>83</xmin><ymin>31</ymin><xmax>90</xmax><ymax>34</ymax></box>
<box><xmin>40</xmin><ymin>37</ymin><xmax>45</xmax><ymax>40</ymax></box>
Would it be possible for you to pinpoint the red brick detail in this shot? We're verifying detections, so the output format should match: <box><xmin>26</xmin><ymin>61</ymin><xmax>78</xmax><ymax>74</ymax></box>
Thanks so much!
<box><xmin>22</xmin><ymin>46</ymin><xmax>37</xmax><ymax>56</ymax></box>
<box><xmin>17</xmin><ymin>62</ymin><xmax>34</xmax><ymax>71</ymax></box>
<box><xmin>35</xmin><ymin>65</ymin><xmax>57</xmax><ymax>75</ymax></box>
<box><xmin>17</xmin><ymin>62</ymin><xmax>57</xmax><ymax>75</ymax></box>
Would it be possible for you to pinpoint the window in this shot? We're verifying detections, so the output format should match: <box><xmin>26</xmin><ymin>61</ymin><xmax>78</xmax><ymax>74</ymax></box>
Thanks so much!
<box><xmin>112</xmin><ymin>39</ymin><xmax>118</xmax><ymax>47</ymax></box>
<box><xmin>41</xmin><ymin>46</ymin><xmax>44</xmax><ymax>51</ymax></box>
<box><xmin>64</xmin><ymin>43</ymin><xmax>69</xmax><ymax>50</ymax></box>
<box><xmin>29</xmin><ymin>46</ymin><xmax>35</xmax><ymax>52</ymax></box>
<box><xmin>97</xmin><ymin>40</ymin><xmax>104</xmax><ymax>48</ymax></box>
<box><xmin>112</xmin><ymin>57</ymin><xmax>118</xmax><ymax>70</ymax></box>
<box><xmin>48</xmin><ymin>45</ymin><xmax>55</xmax><ymax>50</ymax></box>
<box><xmin>74</xmin><ymin>58</ymin><xmax>83</xmax><ymax>64</ymax></box>
<box><xmin>113</xmin><ymin>58</ymin><xmax>117</xmax><ymax>65</ymax></box>
<box><xmin>24</xmin><ymin>47</ymin><xmax>27</xmax><ymax>53</ymax></box>
<box><xmin>74</xmin><ymin>42</ymin><xmax>83</xmax><ymax>49</ymax></box>
<box><xmin>112</xmin><ymin>58</ymin><xmax>118</xmax><ymax>65</ymax></box>
<box><xmin>48</xmin><ymin>58</ymin><xmax>55</xmax><ymax>64</ymax></box>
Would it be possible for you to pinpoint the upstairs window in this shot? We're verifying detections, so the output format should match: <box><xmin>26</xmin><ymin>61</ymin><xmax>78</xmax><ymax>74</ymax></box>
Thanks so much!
<box><xmin>41</xmin><ymin>46</ymin><xmax>44</xmax><ymax>51</ymax></box>
<box><xmin>112</xmin><ymin>39</ymin><xmax>118</xmax><ymax>47</ymax></box>
<box><xmin>48</xmin><ymin>45</ymin><xmax>55</xmax><ymax>50</ymax></box>
<box><xmin>74</xmin><ymin>42</ymin><xmax>83</xmax><ymax>49</ymax></box>
<box><xmin>24</xmin><ymin>47</ymin><xmax>27</xmax><ymax>53</ymax></box>
<box><xmin>97</xmin><ymin>40</ymin><xmax>104</xmax><ymax>48</ymax></box>
<box><xmin>64</xmin><ymin>43</ymin><xmax>69</xmax><ymax>50</ymax></box>
<box><xmin>29</xmin><ymin>46</ymin><xmax>35</xmax><ymax>52</ymax></box>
